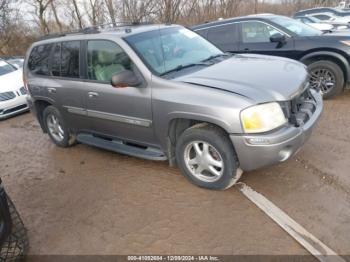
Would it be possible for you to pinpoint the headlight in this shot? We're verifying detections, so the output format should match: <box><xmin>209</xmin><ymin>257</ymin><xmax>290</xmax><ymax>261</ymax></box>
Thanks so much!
<box><xmin>240</xmin><ymin>102</ymin><xmax>287</xmax><ymax>133</ymax></box>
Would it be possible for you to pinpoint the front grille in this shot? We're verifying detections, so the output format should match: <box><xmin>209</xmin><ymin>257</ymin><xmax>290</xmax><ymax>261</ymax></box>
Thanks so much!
<box><xmin>0</xmin><ymin>92</ymin><xmax>15</xmax><ymax>102</ymax></box>
<box><xmin>19</xmin><ymin>87</ymin><xmax>27</xmax><ymax>95</ymax></box>
<box><xmin>2</xmin><ymin>104</ymin><xmax>27</xmax><ymax>115</ymax></box>
<box><xmin>280</xmin><ymin>87</ymin><xmax>316</xmax><ymax>127</ymax></box>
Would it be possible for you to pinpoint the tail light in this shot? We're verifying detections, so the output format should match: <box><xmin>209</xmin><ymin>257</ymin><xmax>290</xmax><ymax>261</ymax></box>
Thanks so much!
<box><xmin>23</xmin><ymin>72</ymin><xmax>29</xmax><ymax>92</ymax></box>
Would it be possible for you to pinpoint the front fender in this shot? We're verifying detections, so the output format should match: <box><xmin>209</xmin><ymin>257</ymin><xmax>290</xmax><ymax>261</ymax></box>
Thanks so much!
<box><xmin>155</xmin><ymin>110</ymin><xmax>243</xmax><ymax>153</ymax></box>
<box><xmin>300</xmin><ymin>51</ymin><xmax>350</xmax><ymax>81</ymax></box>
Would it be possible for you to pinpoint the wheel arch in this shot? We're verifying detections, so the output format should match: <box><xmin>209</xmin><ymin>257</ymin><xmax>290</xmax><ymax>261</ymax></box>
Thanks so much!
<box><xmin>166</xmin><ymin>117</ymin><xmax>233</xmax><ymax>167</ymax></box>
<box><xmin>33</xmin><ymin>99</ymin><xmax>53</xmax><ymax>133</ymax></box>
<box><xmin>300</xmin><ymin>51</ymin><xmax>349</xmax><ymax>83</ymax></box>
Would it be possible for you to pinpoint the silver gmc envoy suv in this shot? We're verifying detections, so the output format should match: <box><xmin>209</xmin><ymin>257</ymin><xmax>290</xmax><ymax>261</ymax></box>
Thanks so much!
<box><xmin>24</xmin><ymin>24</ymin><xmax>323</xmax><ymax>190</ymax></box>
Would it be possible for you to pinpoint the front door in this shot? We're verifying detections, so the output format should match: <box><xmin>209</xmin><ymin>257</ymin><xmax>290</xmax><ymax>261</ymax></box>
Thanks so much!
<box><xmin>83</xmin><ymin>40</ymin><xmax>155</xmax><ymax>146</ymax></box>
<box><xmin>238</xmin><ymin>21</ymin><xmax>295</xmax><ymax>59</ymax></box>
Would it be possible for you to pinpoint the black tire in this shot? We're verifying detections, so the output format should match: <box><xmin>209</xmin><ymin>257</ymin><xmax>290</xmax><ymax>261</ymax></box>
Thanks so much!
<box><xmin>176</xmin><ymin>123</ymin><xmax>240</xmax><ymax>190</ymax></box>
<box><xmin>307</xmin><ymin>60</ymin><xmax>344</xmax><ymax>99</ymax></box>
<box><xmin>43</xmin><ymin>106</ymin><xmax>75</xmax><ymax>147</ymax></box>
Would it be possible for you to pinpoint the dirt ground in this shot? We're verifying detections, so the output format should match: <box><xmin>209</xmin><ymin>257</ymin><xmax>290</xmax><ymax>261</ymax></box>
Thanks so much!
<box><xmin>1</xmin><ymin>91</ymin><xmax>350</xmax><ymax>256</ymax></box>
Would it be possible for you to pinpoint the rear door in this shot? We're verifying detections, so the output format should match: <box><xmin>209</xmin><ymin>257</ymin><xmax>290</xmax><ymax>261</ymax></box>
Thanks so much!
<box><xmin>82</xmin><ymin>40</ymin><xmax>155</xmax><ymax>146</ymax></box>
<box><xmin>195</xmin><ymin>23</ymin><xmax>240</xmax><ymax>53</ymax></box>
<box><xmin>49</xmin><ymin>41</ymin><xmax>91</xmax><ymax>131</ymax></box>
<box><xmin>27</xmin><ymin>42</ymin><xmax>90</xmax><ymax>131</ymax></box>
<box><xmin>237</xmin><ymin>21</ymin><xmax>295</xmax><ymax>59</ymax></box>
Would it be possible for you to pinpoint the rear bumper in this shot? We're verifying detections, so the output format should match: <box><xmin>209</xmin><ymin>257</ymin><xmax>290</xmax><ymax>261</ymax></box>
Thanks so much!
<box><xmin>26</xmin><ymin>95</ymin><xmax>36</xmax><ymax>114</ymax></box>
<box><xmin>0</xmin><ymin>95</ymin><xmax>29</xmax><ymax>120</ymax></box>
<box><xmin>230</xmin><ymin>90</ymin><xmax>323</xmax><ymax>171</ymax></box>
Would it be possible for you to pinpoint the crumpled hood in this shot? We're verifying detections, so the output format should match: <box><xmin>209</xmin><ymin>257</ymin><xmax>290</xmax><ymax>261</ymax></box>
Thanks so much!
<box><xmin>175</xmin><ymin>54</ymin><xmax>308</xmax><ymax>103</ymax></box>
<box><xmin>0</xmin><ymin>69</ymin><xmax>23</xmax><ymax>93</ymax></box>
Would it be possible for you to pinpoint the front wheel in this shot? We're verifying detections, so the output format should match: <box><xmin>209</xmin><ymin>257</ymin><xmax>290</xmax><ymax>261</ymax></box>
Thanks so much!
<box><xmin>176</xmin><ymin>124</ymin><xmax>240</xmax><ymax>190</ymax></box>
<box><xmin>308</xmin><ymin>60</ymin><xmax>344</xmax><ymax>99</ymax></box>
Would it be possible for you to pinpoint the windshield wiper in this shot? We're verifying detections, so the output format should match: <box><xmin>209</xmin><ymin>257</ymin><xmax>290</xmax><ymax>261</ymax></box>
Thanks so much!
<box><xmin>160</xmin><ymin>62</ymin><xmax>209</xmax><ymax>76</ymax></box>
<box><xmin>201</xmin><ymin>53</ymin><xmax>232</xmax><ymax>62</ymax></box>
<box><xmin>160</xmin><ymin>53</ymin><xmax>233</xmax><ymax>76</ymax></box>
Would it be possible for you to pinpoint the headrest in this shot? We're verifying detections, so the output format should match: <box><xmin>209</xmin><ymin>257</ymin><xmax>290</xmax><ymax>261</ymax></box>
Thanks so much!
<box><xmin>97</xmin><ymin>50</ymin><xmax>115</xmax><ymax>65</ymax></box>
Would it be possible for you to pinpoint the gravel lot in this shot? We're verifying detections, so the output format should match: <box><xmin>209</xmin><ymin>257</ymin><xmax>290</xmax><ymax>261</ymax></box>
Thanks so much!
<box><xmin>1</xmin><ymin>91</ymin><xmax>350</xmax><ymax>255</ymax></box>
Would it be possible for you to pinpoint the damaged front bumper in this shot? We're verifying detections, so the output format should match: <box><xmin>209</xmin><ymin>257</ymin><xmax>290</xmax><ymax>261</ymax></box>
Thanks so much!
<box><xmin>231</xmin><ymin>89</ymin><xmax>323</xmax><ymax>172</ymax></box>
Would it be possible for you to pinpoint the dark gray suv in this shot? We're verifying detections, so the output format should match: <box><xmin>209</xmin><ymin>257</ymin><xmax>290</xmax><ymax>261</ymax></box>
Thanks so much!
<box><xmin>24</xmin><ymin>24</ymin><xmax>323</xmax><ymax>190</ymax></box>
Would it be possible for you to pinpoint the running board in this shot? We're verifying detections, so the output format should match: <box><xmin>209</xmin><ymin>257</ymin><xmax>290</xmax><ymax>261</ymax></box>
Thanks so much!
<box><xmin>77</xmin><ymin>133</ymin><xmax>167</xmax><ymax>161</ymax></box>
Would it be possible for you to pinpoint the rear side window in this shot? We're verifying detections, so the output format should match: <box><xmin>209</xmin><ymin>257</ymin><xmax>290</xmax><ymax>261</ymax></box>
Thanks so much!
<box><xmin>28</xmin><ymin>44</ymin><xmax>53</xmax><ymax>76</ymax></box>
<box><xmin>28</xmin><ymin>41</ymin><xmax>80</xmax><ymax>78</ymax></box>
<box><xmin>207</xmin><ymin>24</ymin><xmax>237</xmax><ymax>51</ymax></box>
<box><xmin>61</xmin><ymin>41</ymin><xmax>80</xmax><ymax>78</ymax></box>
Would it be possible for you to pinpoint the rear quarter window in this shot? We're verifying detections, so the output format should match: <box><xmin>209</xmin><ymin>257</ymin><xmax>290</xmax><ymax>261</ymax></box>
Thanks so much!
<box><xmin>28</xmin><ymin>44</ymin><xmax>53</xmax><ymax>76</ymax></box>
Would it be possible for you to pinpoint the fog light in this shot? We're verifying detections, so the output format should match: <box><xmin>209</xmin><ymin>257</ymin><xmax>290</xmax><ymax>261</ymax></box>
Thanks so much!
<box><xmin>247</xmin><ymin>137</ymin><xmax>270</xmax><ymax>145</ymax></box>
<box><xmin>279</xmin><ymin>147</ymin><xmax>293</xmax><ymax>162</ymax></box>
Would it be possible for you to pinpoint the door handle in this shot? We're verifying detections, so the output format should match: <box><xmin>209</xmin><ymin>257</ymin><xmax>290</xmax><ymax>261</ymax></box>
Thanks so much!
<box><xmin>47</xmin><ymin>87</ymin><xmax>57</xmax><ymax>93</ymax></box>
<box><xmin>88</xmin><ymin>92</ymin><xmax>99</xmax><ymax>98</ymax></box>
<box><xmin>244</xmin><ymin>48</ymin><xmax>250</xmax><ymax>51</ymax></box>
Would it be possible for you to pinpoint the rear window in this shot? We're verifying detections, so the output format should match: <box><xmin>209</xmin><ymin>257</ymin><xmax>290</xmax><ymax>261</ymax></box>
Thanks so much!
<box><xmin>28</xmin><ymin>44</ymin><xmax>53</xmax><ymax>76</ymax></box>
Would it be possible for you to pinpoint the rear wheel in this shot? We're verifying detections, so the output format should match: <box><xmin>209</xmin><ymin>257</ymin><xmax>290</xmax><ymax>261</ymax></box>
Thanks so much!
<box><xmin>176</xmin><ymin>124</ymin><xmax>240</xmax><ymax>190</ymax></box>
<box><xmin>43</xmin><ymin>106</ymin><xmax>75</xmax><ymax>147</ymax></box>
<box><xmin>308</xmin><ymin>60</ymin><xmax>344</xmax><ymax>99</ymax></box>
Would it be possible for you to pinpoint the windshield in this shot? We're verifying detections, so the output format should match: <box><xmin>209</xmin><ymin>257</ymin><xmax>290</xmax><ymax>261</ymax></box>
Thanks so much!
<box><xmin>270</xmin><ymin>16</ymin><xmax>322</xmax><ymax>36</ymax></box>
<box><xmin>125</xmin><ymin>27</ymin><xmax>223</xmax><ymax>76</ymax></box>
<box><xmin>0</xmin><ymin>60</ymin><xmax>17</xmax><ymax>76</ymax></box>
<box><xmin>8</xmin><ymin>59</ymin><xmax>24</xmax><ymax>68</ymax></box>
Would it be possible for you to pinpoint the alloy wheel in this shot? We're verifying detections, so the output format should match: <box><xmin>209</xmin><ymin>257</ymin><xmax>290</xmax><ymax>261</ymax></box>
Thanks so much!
<box><xmin>309</xmin><ymin>68</ymin><xmax>336</xmax><ymax>95</ymax></box>
<box><xmin>184</xmin><ymin>141</ymin><xmax>224</xmax><ymax>183</ymax></box>
<box><xmin>46</xmin><ymin>114</ymin><xmax>65</xmax><ymax>142</ymax></box>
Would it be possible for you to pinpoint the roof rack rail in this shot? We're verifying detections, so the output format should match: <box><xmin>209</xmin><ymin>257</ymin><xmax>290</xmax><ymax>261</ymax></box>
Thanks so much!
<box><xmin>37</xmin><ymin>21</ymin><xmax>154</xmax><ymax>41</ymax></box>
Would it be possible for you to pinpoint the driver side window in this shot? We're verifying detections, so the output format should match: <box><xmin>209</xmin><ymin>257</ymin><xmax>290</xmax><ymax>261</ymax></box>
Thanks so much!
<box><xmin>87</xmin><ymin>40</ymin><xmax>134</xmax><ymax>82</ymax></box>
<box><xmin>241</xmin><ymin>21</ymin><xmax>280</xmax><ymax>43</ymax></box>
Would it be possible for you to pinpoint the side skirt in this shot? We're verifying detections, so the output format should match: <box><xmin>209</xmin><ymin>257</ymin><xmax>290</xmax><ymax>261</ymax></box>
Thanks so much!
<box><xmin>76</xmin><ymin>133</ymin><xmax>167</xmax><ymax>161</ymax></box>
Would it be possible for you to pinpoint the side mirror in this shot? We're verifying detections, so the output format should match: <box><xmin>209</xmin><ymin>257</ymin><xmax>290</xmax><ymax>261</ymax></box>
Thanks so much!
<box><xmin>270</xmin><ymin>33</ymin><xmax>286</xmax><ymax>44</ymax></box>
<box><xmin>111</xmin><ymin>70</ymin><xmax>142</xmax><ymax>88</ymax></box>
